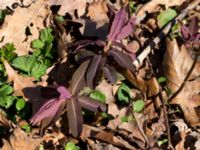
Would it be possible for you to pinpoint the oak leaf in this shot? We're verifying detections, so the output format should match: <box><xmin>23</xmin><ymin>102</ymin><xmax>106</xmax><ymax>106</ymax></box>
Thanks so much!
<box><xmin>3</xmin><ymin>60</ymin><xmax>35</xmax><ymax>98</ymax></box>
<box><xmin>163</xmin><ymin>39</ymin><xmax>200</xmax><ymax>126</ymax></box>
<box><xmin>0</xmin><ymin>0</ymin><xmax>51</xmax><ymax>55</ymax></box>
<box><xmin>48</xmin><ymin>0</ymin><xmax>88</xmax><ymax>17</ymax></box>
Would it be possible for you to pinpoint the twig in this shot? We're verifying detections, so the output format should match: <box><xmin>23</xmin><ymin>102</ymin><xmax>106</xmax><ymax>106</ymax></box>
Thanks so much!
<box><xmin>159</xmin><ymin>87</ymin><xmax>174</xmax><ymax>150</ymax></box>
<box><xmin>133</xmin><ymin>0</ymin><xmax>200</xmax><ymax>69</ymax></box>
<box><xmin>168</xmin><ymin>52</ymin><xmax>199</xmax><ymax>103</ymax></box>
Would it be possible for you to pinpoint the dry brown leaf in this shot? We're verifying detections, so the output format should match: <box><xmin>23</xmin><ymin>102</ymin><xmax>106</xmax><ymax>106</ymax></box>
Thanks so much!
<box><xmin>3</xmin><ymin>60</ymin><xmax>35</xmax><ymax>98</ymax></box>
<box><xmin>0</xmin><ymin>110</ymin><xmax>12</xmax><ymax>129</ymax></box>
<box><xmin>81</xmin><ymin>124</ymin><xmax>137</xmax><ymax>150</ymax></box>
<box><xmin>163</xmin><ymin>39</ymin><xmax>200</xmax><ymax>126</ymax></box>
<box><xmin>0</xmin><ymin>0</ymin><xmax>51</xmax><ymax>55</ymax></box>
<box><xmin>0</xmin><ymin>0</ymin><xmax>20</xmax><ymax>9</ymax></box>
<box><xmin>48</xmin><ymin>0</ymin><xmax>89</xmax><ymax>17</ymax></box>
<box><xmin>2</xmin><ymin>128</ymin><xmax>41</xmax><ymax>150</ymax></box>
<box><xmin>87</xmin><ymin>0</ymin><xmax>108</xmax><ymax>23</ymax></box>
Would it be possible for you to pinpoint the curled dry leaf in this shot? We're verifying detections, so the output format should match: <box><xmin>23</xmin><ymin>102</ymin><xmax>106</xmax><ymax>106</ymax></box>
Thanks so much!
<box><xmin>163</xmin><ymin>39</ymin><xmax>200</xmax><ymax>126</ymax></box>
<box><xmin>3</xmin><ymin>60</ymin><xmax>35</xmax><ymax>98</ymax></box>
<box><xmin>1</xmin><ymin>128</ymin><xmax>41</xmax><ymax>150</ymax></box>
<box><xmin>0</xmin><ymin>0</ymin><xmax>51</xmax><ymax>55</ymax></box>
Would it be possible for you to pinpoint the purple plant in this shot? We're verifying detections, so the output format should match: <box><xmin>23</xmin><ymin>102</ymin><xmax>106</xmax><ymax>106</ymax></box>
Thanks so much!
<box><xmin>28</xmin><ymin>66</ymin><xmax>107</xmax><ymax>137</ymax></box>
<box><xmin>71</xmin><ymin>5</ymin><xmax>136</xmax><ymax>88</ymax></box>
<box><xmin>180</xmin><ymin>17</ymin><xmax>200</xmax><ymax>49</ymax></box>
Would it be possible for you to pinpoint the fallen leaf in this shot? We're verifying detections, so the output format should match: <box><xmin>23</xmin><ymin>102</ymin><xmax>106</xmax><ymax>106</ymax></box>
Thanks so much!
<box><xmin>0</xmin><ymin>0</ymin><xmax>51</xmax><ymax>55</ymax></box>
<box><xmin>2</xmin><ymin>128</ymin><xmax>41</xmax><ymax>150</ymax></box>
<box><xmin>87</xmin><ymin>0</ymin><xmax>108</xmax><ymax>23</ymax></box>
<box><xmin>163</xmin><ymin>39</ymin><xmax>200</xmax><ymax>126</ymax></box>
<box><xmin>3</xmin><ymin>60</ymin><xmax>35</xmax><ymax>98</ymax></box>
<box><xmin>0</xmin><ymin>110</ymin><xmax>12</xmax><ymax>129</ymax></box>
<box><xmin>48</xmin><ymin>0</ymin><xmax>89</xmax><ymax>17</ymax></box>
<box><xmin>81</xmin><ymin>124</ymin><xmax>137</xmax><ymax>150</ymax></box>
<box><xmin>0</xmin><ymin>0</ymin><xmax>21</xmax><ymax>9</ymax></box>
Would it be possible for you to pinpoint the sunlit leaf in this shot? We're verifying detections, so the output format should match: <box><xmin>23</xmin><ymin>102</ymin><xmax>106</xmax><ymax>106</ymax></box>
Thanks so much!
<box><xmin>133</xmin><ymin>100</ymin><xmax>144</xmax><ymax>112</ymax></box>
<box><xmin>157</xmin><ymin>8</ymin><xmax>177</xmax><ymax>28</ymax></box>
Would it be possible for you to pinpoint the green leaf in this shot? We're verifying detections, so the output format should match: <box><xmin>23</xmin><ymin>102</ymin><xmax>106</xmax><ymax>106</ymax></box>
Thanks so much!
<box><xmin>158</xmin><ymin>139</ymin><xmax>168</xmax><ymax>146</ymax></box>
<box><xmin>117</xmin><ymin>83</ymin><xmax>131</xmax><ymax>103</ymax></box>
<box><xmin>12</xmin><ymin>56</ymin><xmax>36</xmax><ymax>73</ymax></box>
<box><xmin>158</xmin><ymin>76</ymin><xmax>167</xmax><ymax>83</ymax></box>
<box><xmin>55</xmin><ymin>15</ymin><xmax>65</xmax><ymax>22</ymax></box>
<box><xmin>16</xmin><ymin>98</ymin><xmax>26</xmax><ymax>111</ymax></box>
<box><xmin>21</xmin><ymin>124</ymin><xmax>31</xmax><ymax>133</ymax></box>
<box><xmin>0</xmin><ymin>10</ymin><xmax>6</xmax><ymax>22</ymax></box>
<box><xmin>31</xmin><ymin>63</ymin><xmax>47</xmax><ymax>80</ymax></box>
<box><xmin>133</xmin><ymin>100</ymin><xmax>144</xmax><ymax>113</ymax></box>
<box><xmin>39</xmin><ymin>145</ymin><xmax>44</xmax><ymax>150</ymax></box>
<box><xmin>39</xmin><ymin>27</ymin><xmax>54</xmax><ymax>43</ymax></box>
<box><xmin>0</xmin><ymin>43</ymin><xmax>16</xmax><ymax>61</ymax></box>
<box><xmin>0</xmin><ymin>84</ymin><xmax>13</xmax><ymax>97</ymax></box>
<box><xmin>157</xmin><ymin>8</ymin><xmax>177</xmax><ymax>28</ymax></box>
<box><xmin>89</xmin><ymin>90</ymin><xmax>106</xmax><ymax>103</ymax></box>
<box><xmin>65</xmin><ymin>142</ymin><xmax>80</xmax><ymax>150</ymax></box>
<box><xmin>0</xmin><ymin>96</ymin><xmax>15</xmax><ymax>109</ymax></box>
<box><xmin>31</xmin><ymin>39</ymin><xmax>44</xmax><ymax>49</ymax></box>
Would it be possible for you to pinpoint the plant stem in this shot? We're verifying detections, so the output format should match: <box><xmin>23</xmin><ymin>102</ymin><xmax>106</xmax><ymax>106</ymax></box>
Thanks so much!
<box><xmin>159</xmin><ymin>87</ymin><xmax>174</xmax><ymax>150</ymax></box>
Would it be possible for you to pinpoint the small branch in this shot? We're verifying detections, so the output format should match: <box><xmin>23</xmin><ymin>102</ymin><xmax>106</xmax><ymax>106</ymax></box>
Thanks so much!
<box><xmin>168</xmin><ymin>52</ymin><xmax>199</xmax><ymax>103</ymax></box>
<box><xmin>133</xmin><ymin>0</ymin><xmax>200</xmax><ymax>69</ymax></box>
<box><xmin>159</xmin><ymin>87</ymin><xmax>174</xmax><ymax>150</ymax></box>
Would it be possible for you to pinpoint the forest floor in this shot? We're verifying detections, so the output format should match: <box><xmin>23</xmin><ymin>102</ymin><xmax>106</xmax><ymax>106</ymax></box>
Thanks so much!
<box><xmin>0</xmin><ymin>0</ymin><xmax>200</xmax><ymax>150</ymax></box>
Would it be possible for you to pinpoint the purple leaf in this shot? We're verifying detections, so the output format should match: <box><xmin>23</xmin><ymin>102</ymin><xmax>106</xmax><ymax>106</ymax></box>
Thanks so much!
<box><xmin>72</xmin><ymin>39</ymin><xmax>105</xmax><ymax>52</ymax></box>
<box><xmin>108</xmin><ymin>49</ymin><xmax>135</xmax><ymax>73</ymax></box>
<box><xmin>86</xmin><ymin>55</ymin><xmax>102</xmax><ymax>88</ymax></box>
<box><xmin>107</xmin><ymin>8</ymin><xmax>127</xmax><ymax>41</ymax></box>
<box><xmin>39</xmin><ymin>101</ymin><xmax>66</xmax><ymax>135</ymax></box>
<box><xmin>67</xmin><ymin>97</ymin><xmax>83</xmax><ymax>137</ymax></box>
<box><xmin>70</xmin><ymin>60</ymin><xmax>90</xmax><ymax>95</ymax></box>
<box><xmin>189</xmin><ymin>17</ymin><xmax>199</xmax><ymax>35</ymax></box>
<box><xmin>30</xmin><ymin>86</ymin><xmax>71</xmax><ymax>126</ymax></box>
<box><xmin>181</xmin><ymin>24</ymin><xmax>190</xmax><ymax>40</ymax></box>
<box><xmin>103</xmin><ymin>65</ymin><xmax>118</xmax><ymax>84</ymax></box>
<box><xmin>78</xmin><ymin>96</ymin><xmax>107</xmax><ymax>112</ymax></box>
<box><xmin>115</xmin><ymin>17</ymin><xmax>136</xmax><ymax>40</ymax></box>
<box><xmin>75</xmin><ymin>50</ymin><xmax>95</xmax><ymax>64</ymax></box>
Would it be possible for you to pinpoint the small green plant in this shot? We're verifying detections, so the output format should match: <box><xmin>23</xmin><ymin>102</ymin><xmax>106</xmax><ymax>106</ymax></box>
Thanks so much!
<box><xmin>133</xmin><ymin>100</ymin><xmax>144</xmax><ymax>113</ymax></box>
<box><xmin>157</xmin><ymin>8</ymin><xmax>177</xmax><ymax>28</ymax></box>
<box><xmin>21</xmin><ymin>124</ymin><xmax>31</xmax><ymax>133</ymax></box>
<box><xmin>89</xmin><ymin>90</ymin><xmax>106</xmax><ymax>103</ymax></box>
<box><xmin>12</xmin><ymin>27</ymin><xmax>55</xmax><ymax>80</ymax></box>
<box><xmin>117</xmin><ymin>83</ymin><xmax>131</xmax><ymax>104</ymax></box>
<box><xmin>0</xmin><ymin>84</ymin><xmax>16</xmax><ymax>109</ymax></box>
<box><xmin>0</xmin><ymin>43</ymin><xmax>16</xmax><ymax>62</ymax></box>
<box><xmin>157</xmin><ymin>76</ymin><xmax>167</xmax><ymax>84</ymax></box>
<box><xmin>65</xmin><ymin>142</ymin><xmax>80</xmax><ymax>150</ymax></box>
